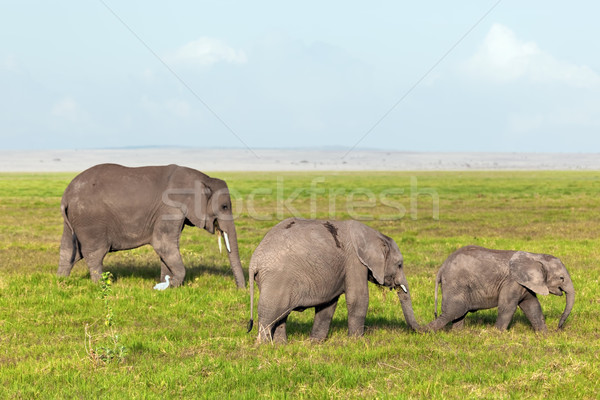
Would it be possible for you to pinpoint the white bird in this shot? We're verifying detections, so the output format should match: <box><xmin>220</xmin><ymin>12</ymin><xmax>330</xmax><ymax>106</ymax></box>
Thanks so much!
<box><xmin>153</xmin><ymin>275</ymin><xmax>170</xmax><ymax>290</ymax></box>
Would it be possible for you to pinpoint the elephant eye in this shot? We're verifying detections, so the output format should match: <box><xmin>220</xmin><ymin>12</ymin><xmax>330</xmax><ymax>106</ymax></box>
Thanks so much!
<box><xmin>560</xmin><ymin>276</ymin><xmax>564</xmax><ymax>281</ymax></box>
<box><xmin>222</xmin><ymin>204</ymin><xmax>229</xmax><ymax>210</ymax></box>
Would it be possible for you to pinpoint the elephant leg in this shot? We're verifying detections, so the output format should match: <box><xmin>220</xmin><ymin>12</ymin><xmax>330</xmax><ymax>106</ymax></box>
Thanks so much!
<box><xmin>58</xmin><ymin>225</ymin><xmax>80</xmax><ymax>276</ymax></box>
<box><xmin>519</xmin><ymin>294</ymin><xmax>547</xmax><ymax>332</ymax></box>
<box><xmin>152</xmin><ymin>220</ymin><xmax>186</xmax><ymax>287</ymax></box>
<box><xmin>82</xmin><ymin>246</ymin><xmax>107</xmax><ymax>283</ymax></box>
<box><xmin>256</xmin><ymin>322</ymin><xmax>271</xmax><ymax>343</ymax></box>
<box><xmin>159</xmin><ymin>259</ymin><xmax>174</xmax><ymax>283</ymax></box>
<box><xmin>495</xmin><ymin>288</ymin><xmax>520</xmax><ymax>331</ymax></box>
<box><xmin>257</xmin><ymin>295</ymin><xmax>292</xmax><ymax>344</ymax></box>
<box><xmin>345</xmin><ymin>278</ymin><xmax>369</xmax><ymax>337</ymax></box>
<box><xmin>426</xmin><ymin>311</ymin><xmax>461</xmax><ymax>331</ymax></box>
<box><xmin>426</xmin><ymin>294</ymin><xmax>467</xmax><ymax>331</ymax></box>
<box><xmin>154</xmin><ymin>249</ymin><xmax>185</xmax><ymax>287</ymax></box>
<box><xmin>310</xmin><ymin>297</ymin><xmax>339</xmax><ymax>341</ymax></box>
<box><xmin>257</xmin><ymin>317</ymin><xmax>289</xmax><ymax>343</ymax></box>
<box><xmin>451</xmin><ymin>314</ymin><xmax>467</xmax><ymax>330</ymax></box>
<box><xmin>272</xmin><ymin>317</ymin><xmax>288</xmax><ymax>343</ymax></box>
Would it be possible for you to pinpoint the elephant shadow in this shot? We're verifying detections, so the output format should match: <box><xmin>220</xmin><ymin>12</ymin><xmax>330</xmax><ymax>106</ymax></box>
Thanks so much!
<box><xmin>99</xmin><ymin>260</ymin><xmax>236</xmax><ymax>283</ymax></box>
<box><xmin>462</xmin><ymin>310</ymin><xmax>532</xmax><ymax>329</ymax></box>
<box><xmin>284</xmin><ymin>314</ymin><xmax>414</xmax><ymax>338</ymax></box>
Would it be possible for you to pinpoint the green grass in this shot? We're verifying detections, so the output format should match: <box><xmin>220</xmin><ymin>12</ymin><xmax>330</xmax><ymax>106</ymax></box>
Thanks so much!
<box><xmin>1</xmin><ymin>171</ymin><xmax>599</xmax><ymax>399</ymax></box>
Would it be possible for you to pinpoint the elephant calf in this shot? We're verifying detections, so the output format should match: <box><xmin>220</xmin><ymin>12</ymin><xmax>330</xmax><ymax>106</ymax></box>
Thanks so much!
<box><xmin>427</xmin><ymin>245</ymin><xmax>575</xmax><ymax>332</ymax></box>
<box><xmin>58</xmin><ymin>163</ymin><xmax>245</xmax><ymax>288</ymax></box>
<box><xmin>247</xmin><ymin>218</ymin><xmax>421</xmax><ymax>343</ymax></box>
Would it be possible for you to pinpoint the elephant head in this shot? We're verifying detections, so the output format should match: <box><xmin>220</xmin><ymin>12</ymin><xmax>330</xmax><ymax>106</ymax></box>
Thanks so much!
<box><xmin>349</xmin><ymin>222</ymin><xmax>421</xmax><ymax>331</ymax></box>
<box><xmin>509</xmin><ymin>251</ymin><xmax>574</xmax><ymax>329</ymax></box>
<box><xmin>166</xmin><ymin>168</ymin><xmax>245</xmax><ymax>288</ymax></box>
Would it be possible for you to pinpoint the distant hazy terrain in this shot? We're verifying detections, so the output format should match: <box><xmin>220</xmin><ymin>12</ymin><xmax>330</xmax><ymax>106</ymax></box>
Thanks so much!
<box><xmin>1</xmin><ymin>148</ymin><xmax>599</xmax><ymax>172</ymax></box>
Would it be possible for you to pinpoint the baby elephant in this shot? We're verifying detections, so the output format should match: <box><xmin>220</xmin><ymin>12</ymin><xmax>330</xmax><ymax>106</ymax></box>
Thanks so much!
<box><xmin>247</xmin><ymin>218</ymin><xmax>421</xmax><ymax>343</ymax></box>
<box><xmin>427</xmin><ymin>245</ymin><xmax>574</xmax><ymax>332</ymax></box>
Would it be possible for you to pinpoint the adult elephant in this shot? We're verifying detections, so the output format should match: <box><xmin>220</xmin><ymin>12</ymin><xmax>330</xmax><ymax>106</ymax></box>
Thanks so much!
<box><xmin>57</xmin><ymin>163</ymin><xmax>245</xmax><ymax>288</ymax></box>
<box><xmin>247</xmin><ymin>218</ymin><xmax>421</xmax><ymax>343</ymax></box>
<box><xmin>427</xmin><ymin>245</ymin><xmax>574</xmax><ymax>331</ymax></box>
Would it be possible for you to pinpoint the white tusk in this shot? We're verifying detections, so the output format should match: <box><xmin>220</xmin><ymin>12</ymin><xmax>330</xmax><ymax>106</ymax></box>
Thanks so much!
<box><xmin>400</xmin><ymin>284</ymin><xmax>407</xmax><ymax>293</ymax></box>
<box><xmin>223</xmin><ymin>231</ymin><xmax>231</xmax><ymax>253</ymax></box>
<box><xmin>217</xmin><ymin>230</ymin><xmax>222</xmax><ymax>254</ymax></box>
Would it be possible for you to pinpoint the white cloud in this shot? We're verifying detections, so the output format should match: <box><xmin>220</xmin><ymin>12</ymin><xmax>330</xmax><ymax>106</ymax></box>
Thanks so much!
<box><xmin>465</xmin><ymin>23</ymin><xmax>600</xmax><ymax>87</ymax></box>
<box><xmin>51</xmin><ymin>97</ymin><xmax>88</xmax><ymax>122</ymax></box>
<box><xmin>507</xmin><ymin>113</ymin><xmax>544</xmax><ymax>133</ymax></box>
<box><xmin>141</xmin><ymin>68</ymin><xmax>155</xmax><ymax>81</ymax></box>
<box><xmin>2</xmin><ymin>54</ymin><xmax>19</xmax><ymax>71</ymax></box>
<box><xmin>507</xmin><ymin>99</ymin><xmax>600</xmax><ymax>139</ymax></box>
<box><xmin>169</xmin><ymin>37</ymin><xmax>247</xmax><ymax>66</ymax></box>
<box><xmin>140</xmin><ymin>96</ymin><xmax>192</xmax><ymax>118</ymax></box>
<box><xmin>165</xmin><ymin>99</ymin><xmax>191</xmax><ymax>117</ymax></box>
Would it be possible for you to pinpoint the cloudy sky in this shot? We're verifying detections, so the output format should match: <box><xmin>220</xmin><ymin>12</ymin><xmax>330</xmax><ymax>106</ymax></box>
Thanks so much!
<box><xmin>2</xmin><ymin>1</ymin><xmax>599</xmax><ymax>152</ymax></box>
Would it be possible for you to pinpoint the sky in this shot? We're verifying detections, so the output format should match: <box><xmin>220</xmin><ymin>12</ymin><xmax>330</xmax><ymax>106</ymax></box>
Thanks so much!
<box><xmin>1</xmin><ymin>1</ymin><xmax>600</xmax><ymax>152</ymax></box>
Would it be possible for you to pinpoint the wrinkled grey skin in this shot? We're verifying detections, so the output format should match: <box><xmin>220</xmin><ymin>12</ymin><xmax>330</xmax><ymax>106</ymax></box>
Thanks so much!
<box><xmin>57</xmin><ymin>163</ymin><xmax>245</xmax><ymax>288</ymax></box>
<box><xmin>427</xmin><ymin>245</ymin><xmax>574</xmax><ymax>332</ymax></box>
<box><xmin>248</xmin><ymin>218</ymin><xmax>421</xmax><ymax>343</ymax></box>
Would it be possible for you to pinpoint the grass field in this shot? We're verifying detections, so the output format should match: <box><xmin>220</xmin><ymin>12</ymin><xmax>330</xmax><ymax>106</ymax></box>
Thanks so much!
<box><xmin>1</xmin><ymin>171</ymin><xmax>599</xmax><ymax>399</ymax></box>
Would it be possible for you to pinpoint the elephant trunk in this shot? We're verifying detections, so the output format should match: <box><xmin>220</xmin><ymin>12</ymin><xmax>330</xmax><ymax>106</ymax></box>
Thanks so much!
<box><xmin>397</xmin><ymin>289</ymin><xmax>421</xmax><ymax>331</ymax></box>
<box><xmin>219</xmin><ymin>219</ymin><xmax>246</xmax><ymax>289</ymax></box>
<box><xmin>558</xmin><ymin>278</ymin><xmax>575</xmax><ymax>329</ymax></box>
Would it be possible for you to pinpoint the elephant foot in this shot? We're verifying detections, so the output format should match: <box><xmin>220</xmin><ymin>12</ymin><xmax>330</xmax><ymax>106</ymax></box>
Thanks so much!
<box><xmin>532</xmin><ymin>324</ymin><xmax>548</xmax><ymax>333</ymax></box>
<box><xmin>309</xmin><ymin>334</ymin><xmax>328</xmax><ymax>343</ymax></box>
<box><xmin>56</xmin><ymin>268</ymin><xmax>71</xmax><ymax>277</ymax></box>
<box><xmin>256</xmin><ymin>323</ymin><xmax>285</xmax><ymax>344</ymax></box>
<box><xmin>89</xmin><ymin>270</ymin><xmax>102</xmax><ymax>283</ymax></box>
<box><xmin>168</xmin><ymin>278</ymin><xmax>184</xmax><ymax>288</ymax></box>
<box><xmin>425</xmin><ymin>318</ymin><xmax>450</xmax><ymax>332</ymax></box>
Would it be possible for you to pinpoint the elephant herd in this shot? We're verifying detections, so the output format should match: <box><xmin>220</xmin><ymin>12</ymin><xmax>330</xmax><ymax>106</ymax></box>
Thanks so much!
<box><xmin>58</xmin><ymin>164</ymin><xmax>575</xmax><ymax>343</ymax></box>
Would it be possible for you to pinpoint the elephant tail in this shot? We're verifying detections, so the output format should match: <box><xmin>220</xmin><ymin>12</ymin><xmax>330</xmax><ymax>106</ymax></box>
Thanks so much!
<box><xmin>61</xmin><ymin>203</ymin><xmax>79</xmax><ymax>265</ymax></box>
<box><xmin>247</xmin><ymin>265</ymin><xmax>255</xmax><ymax>333</ymax></box>
<box><xmin>434</xmin><ymin>270</ymin><xmax>441</xmax><ymax>319</ymax></box>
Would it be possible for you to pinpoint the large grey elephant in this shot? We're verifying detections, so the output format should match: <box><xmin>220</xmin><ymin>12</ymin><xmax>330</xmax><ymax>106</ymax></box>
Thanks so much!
<box><xmin>57</xmin><ymin>163</ymin><xmax>245</xmax><ymax>288</ymax></box>
<box><xmin>247</xmin><ymin>218</ymin><xmax>421</xmax><ymax>343</ymax></box>
<box><xmin>426</xmin><ymin>245</ymin><xmax>574</xmax><ymax>332</ymax></box>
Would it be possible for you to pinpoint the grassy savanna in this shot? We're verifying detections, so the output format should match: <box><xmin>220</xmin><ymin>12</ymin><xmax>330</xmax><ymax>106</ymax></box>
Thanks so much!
<box><xmin>1</xmin><ymin>171</ymin><xmax>599</xmax><ymax>399</ymax></box>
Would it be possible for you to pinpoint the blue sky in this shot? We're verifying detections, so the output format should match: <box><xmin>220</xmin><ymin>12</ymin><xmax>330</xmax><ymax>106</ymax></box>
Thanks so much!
<box><xmin>2</xmin><ymin>1</ymin><xmax>599</xmax><ymax>151</ymax></box>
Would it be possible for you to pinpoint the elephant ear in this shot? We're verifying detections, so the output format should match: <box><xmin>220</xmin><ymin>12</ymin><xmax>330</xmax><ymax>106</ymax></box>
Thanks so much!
<box><xmin>166</xmin><ymin>166</ymin><xmax>212</xmax><ymax>229</ymax></box>
<box><xmin>509</xmin><ymin>251</ymin><xmax>549</xmax><ymax>295</ymax></box>
<box><xmin>349</xmin><ymin>222</ymin><xmax>386</xmax><ymax>285</ymax></box>
<box><xmin>186</xmin><ymin>181</ymin><xmax>211</xmax><ymax>230</ymax></box>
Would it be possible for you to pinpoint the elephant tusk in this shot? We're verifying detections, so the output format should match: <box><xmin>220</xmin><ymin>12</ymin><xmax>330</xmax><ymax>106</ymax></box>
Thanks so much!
<box><xmin>400</xmin><ymin>284</ymin><xmax>408</xmax><ymax>293</ymax></box>
<box><xmin>223</xmin><ymin>231</ymin><xmax>231</xmax><ymax>253</ymax></box>
<box><xmin>217</xmin><ymin>230</ymin><xmax>223</xmax><ymax>254</ymax></box>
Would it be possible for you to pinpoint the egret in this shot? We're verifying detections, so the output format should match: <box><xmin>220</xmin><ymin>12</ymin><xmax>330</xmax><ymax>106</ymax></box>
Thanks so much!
<box><xmin>153</xmin><ymin>275</ymin><xmax>170</xmax><ymax>290</ymax></box>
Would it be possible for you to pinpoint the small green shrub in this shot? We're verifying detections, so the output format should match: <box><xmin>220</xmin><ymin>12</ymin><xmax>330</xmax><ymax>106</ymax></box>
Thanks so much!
<box><xmin>85</xmin><ymin>272</ymin><xmax>127</xmax><ymax>366</ymax></box>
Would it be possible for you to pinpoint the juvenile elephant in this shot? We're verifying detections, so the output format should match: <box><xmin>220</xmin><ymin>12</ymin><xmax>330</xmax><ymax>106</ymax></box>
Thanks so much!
<box><xmin>427</xmin><ymin>245</ymin><xmax>574</xmax><ymax>332</ymax></box>
<box><xmin>57</xmin><ymin>163</ymin><xmax>245</xmax><ymax>288</ymax></box>
<box><xmin>247</xmin><ymin>218</ymin><xmax>421</xmax><ymax>343</ymax></box>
